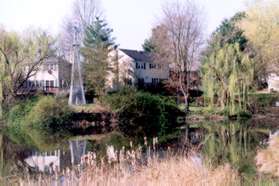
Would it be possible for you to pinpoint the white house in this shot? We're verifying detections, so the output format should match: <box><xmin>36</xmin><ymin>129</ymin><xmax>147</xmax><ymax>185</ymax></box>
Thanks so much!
<box><xmin>26</xmin><ymin>57</ymin><xmax>72</xmax><ymax>94</ymax></box>
<box><xmin>25</xmin><ymin>49</ymin><xmax>171</xmax><ymax>94</ymax></box>
<box><xmin>106</xmin><ymin>49</ymin><xmax>170</xmax><ymax>91</ymax></box>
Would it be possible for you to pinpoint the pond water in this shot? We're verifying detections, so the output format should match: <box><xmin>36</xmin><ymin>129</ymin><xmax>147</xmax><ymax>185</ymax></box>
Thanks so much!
<box><xmin>0</xmin><ymin>118</ymin><xmax>278</xmax><ymax>183</ymax></box>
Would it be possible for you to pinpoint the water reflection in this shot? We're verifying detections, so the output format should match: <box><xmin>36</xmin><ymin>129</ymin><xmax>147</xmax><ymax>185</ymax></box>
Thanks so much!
<box><xmin>24</xmin><ymin>151</ymin><xmax>60</xmax><ymax>173</ymax></box>
<box><xmin>189</xmin><ymin>120</ymin><xmax>272</xmax><ymax>177</ymax></box>
<box><xmin>0</xmin><ymin>119</ymin><xmax>277</xmax><ymax>182</ymax></box>
<box><xmin>69</xmin><ymin>140</ymin><xmax>87</xmax><ymax>165</ymax></box>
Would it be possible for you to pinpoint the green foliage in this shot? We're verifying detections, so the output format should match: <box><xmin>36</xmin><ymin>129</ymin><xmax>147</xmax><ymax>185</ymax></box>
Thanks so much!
<box><xmin>6</xmin><ymin>98</ymin><xmax>38</xmax><ymax>146</ymax></box>
<box><xmin>206</xmin><ymin>12</ymin><xmax>247</xmax><ymax>52</ymax></box>
<box><xmin>142</xmin><ymin>38</ymin><xmax>156</xmax><ymax>52</ymax></box>
<box><xmin>200</xmin><ymin>121</ymin><xmax>269</xmax><ymax>178</ymax></box>
<box><xmin>202</xmin><ymin>43</ymin><xmax>254</xmax><ymax>116</ymax></box>
<box><xmin>248</xmin><ymin>93</ymin><xmax>279</xmax><ymax>113</ymax></box>
<box><xmin>82</xmin><ymin>17</ymin><xmax>115</xmax><ymax>97</ymax></box>
<box><xmin>101</xmin><ymin>87</ymin><xmax>137</xmax><ymax>111</ymax></box>
<box><xmin>6</xmin><ymin>96</ymin><xmax>72</xmax><ymax>150</ymax></box>
<box><xmin>103</xmin><ymin>88</ymin><xmax>184</xmax><ymax>138</ymax></box>
<box><xmin>23</xmin><ymin>96</ymin><xmax>72</xmax><ymax>132</ymax></box>
<box><xmin>202</xmin><ymin>13</ymin><xmax>255</xmax><ymax>116</ymax></box>
<box><xmin>0</xmin><ymin>28</ymin><xmax>54</xmax><ymax>109</ymax></box>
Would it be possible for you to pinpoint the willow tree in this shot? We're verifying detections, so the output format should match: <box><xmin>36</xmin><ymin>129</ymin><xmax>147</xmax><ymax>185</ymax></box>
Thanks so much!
<box><xmin>202</xmin><ymin>43</ymin><xmax>254</xmax><ymax>115</ymax></box>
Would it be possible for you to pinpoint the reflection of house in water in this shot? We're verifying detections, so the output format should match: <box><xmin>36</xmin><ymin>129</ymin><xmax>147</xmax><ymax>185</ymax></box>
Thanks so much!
<box><xmin>69</xmin><ymin>140</ymin><xmax>87</xmax><ymax>165</ymax></box>
<box><xmin>24</xmin><ymin>150</ymin><xmax>61</xmax><ymax>173</ymax></box>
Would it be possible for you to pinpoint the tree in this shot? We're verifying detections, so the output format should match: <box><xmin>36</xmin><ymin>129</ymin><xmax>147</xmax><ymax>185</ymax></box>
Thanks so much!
<box><xmin>142</xmin><ymin>39</ymin><xmax>156</xmax><ymax>53</ymax></box>
<box><xmin>205</xmin><ymin>12</ymin><xmax>247</xmax><ymax>53</ymax></box>
<box><xmin>0</xmin><ymin>28</ymin><xmax>54</xmax><ymax>116</ymax></box>
<box><xmin>82</xmin><ymin>17</ymin><xmax>115</xmax><ymax>98</ymax></box>
<box><xmin>202</xmin><ymin>43</ymin><xmax>254</xmax><ymax>115</ymax></box>
<box><xmin>201</xmin><ymin>13</ymin><xmax>254</xmax><ymax>115</ymax></box>
<box><xmin>159</xmin><ymin>1</ymin><xmax>204</xmax><ymax>113</ymax></box>
<box><xmin>239</xmin><ymin>0</ymin><xmax>279</xmax><ymax>82</ymax></box>
<box><xmin>58</xmin><ymin>0</ymin><xmax>102</xmax><ymax>59</ymax></box>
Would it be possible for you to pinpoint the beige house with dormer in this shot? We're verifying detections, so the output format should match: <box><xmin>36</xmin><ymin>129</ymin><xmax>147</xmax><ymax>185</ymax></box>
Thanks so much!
<box><xmin>106</xmin><ymin>48</ymin><xmax>170</xmax><ymax>91</ymax></box>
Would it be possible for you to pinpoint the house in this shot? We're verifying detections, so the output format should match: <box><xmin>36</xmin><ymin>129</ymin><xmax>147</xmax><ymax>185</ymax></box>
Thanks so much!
<box><xmin>26</xmin><ymin>57</ymin><xmax>72</xmax><ymax>94</ymax></box>
<box><xmin>106</xmin><ymin>49</ymin><xmax>170</xmax><ymax>91</ymax></box>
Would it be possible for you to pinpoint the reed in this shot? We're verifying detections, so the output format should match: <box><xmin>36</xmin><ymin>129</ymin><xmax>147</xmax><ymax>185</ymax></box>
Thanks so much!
<box><xmin>15</xmin><ymin>143</ymin><xmax>239</xmax><ymax>186</ymax></box>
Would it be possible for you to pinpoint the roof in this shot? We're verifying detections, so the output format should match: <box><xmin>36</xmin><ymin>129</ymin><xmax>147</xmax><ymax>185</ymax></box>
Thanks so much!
<box><xmin>120</xmin><ymin>49</ymin><xmax>152</xmax><ymax>62</ymax></box>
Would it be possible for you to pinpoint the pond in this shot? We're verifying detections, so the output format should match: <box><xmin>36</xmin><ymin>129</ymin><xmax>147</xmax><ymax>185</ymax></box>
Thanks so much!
<box><xmin>0</xmin><ymin>118</ymin><xmax>278</xmax><ymax>184</ymax></box>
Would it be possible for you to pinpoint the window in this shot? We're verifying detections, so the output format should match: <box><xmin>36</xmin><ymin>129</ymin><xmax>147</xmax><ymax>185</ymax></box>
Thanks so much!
<box><xmin>50</xmin><ymin>80</ymin><xmax>54</xmax><ymax>88</ymax></box>
<box><xmin>46</xmin><ymin>80</ymin><xmax>50</xmax><ymax>87</ymax></box>
<box><xmin>136</xmin><ymin>63</ymin><xmax>140</xmax><ymax>69</ymax></box>
<box><xmin>152</xmin><ymin>78</ymin><xmax>160</xmax><ymax>84</ymax></box>
<box><xmin>150</xmin><ymin>64</ymin><xmax>156</xmax><ymax>69</ymax></box>
<box><xmin>136</xmin><ymin>62</ymin><xmax>146</xmax><ymax>69</ymax></box>
<box><xmin>28</xmin><ymin>81</ymin><xmax>32</xmax><ymax>88</ymax></box>
<box><xmin>40</xmin><ymin>80</ymin><xmax>44</xmax><ymax>87</ymax></box>
<box><xmin>35</xmin><ymin>81</ymin><xmax>40</xmax><ymax>87</ymax></box>
<box><xmin>142</xmin><ymin>63</ymin><xmax>146</xmax><ymax>69</ymax></box>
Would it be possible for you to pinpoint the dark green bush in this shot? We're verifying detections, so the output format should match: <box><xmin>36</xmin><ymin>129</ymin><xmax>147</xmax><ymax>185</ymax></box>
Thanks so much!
<box><xmin>103</xmin><ymin>89</ymin><xmax>185</xmax><ymax>138</ymax></box>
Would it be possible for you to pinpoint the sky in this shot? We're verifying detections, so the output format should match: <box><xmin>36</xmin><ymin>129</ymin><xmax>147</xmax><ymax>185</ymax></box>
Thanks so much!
<box><xmin>0</xmin><ymin>0</ymin><xmax>246</xmax><ymax>49</ymax></box>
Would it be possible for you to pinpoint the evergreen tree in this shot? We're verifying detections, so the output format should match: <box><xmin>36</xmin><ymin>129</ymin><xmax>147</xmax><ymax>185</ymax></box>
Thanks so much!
<box><xmin>82</xmin><ymin>17</ymin><xmax>115</xmax><ymax>98</ymax></box>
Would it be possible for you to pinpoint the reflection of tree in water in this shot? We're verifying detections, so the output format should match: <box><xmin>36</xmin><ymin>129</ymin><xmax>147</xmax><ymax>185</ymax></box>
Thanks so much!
<box><xmin>196</xmin><ymin>120</ymin><xmax>270</xmax><ymax>176</ymax></box>
<box><xmin>0</xmin><ymin>133</ymin><xmax>34</xmax><ymax>179</ymax></box>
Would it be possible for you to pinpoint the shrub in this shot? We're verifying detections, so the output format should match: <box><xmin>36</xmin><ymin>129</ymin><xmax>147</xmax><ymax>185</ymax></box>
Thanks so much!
<box><xmin>248</xmin><ymin>93</ymin><xmax>279</xmax><ymax>113</ymax></box>
<box><xmin>6</xmin><ymin>98</ymin><xmax>38</xmax><ymax>145</ymax></box>
<box><xmin>101</xmin><ymin>86</ymin><xmax>137</xmax><ymax>111</ymax></box>
<box><xmin>103</xmin><ymin>89</ymin><xmax>185</xmax><ymax>138</ymax></box>
<box><xmin>23</xmin><ymin>96</ymin><xmax>73</xmax><ymax>133</ymax></box>
<box><xmin>6</xmin><ymin>96</ymin><xmax>73</xmax><ymax>148</ymax></box>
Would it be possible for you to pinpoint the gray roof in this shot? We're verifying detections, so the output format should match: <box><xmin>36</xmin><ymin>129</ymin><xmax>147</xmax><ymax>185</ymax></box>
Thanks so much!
<box><xmin>120</xmin><ymin>49</ymin><xmax>152</xmax><ymax>62</ymax></box>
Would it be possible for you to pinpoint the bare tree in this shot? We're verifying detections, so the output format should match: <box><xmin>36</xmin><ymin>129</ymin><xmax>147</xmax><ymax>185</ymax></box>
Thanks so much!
<box><xmin>0</xmin><ymin>28</ymin><xmax>54</xmax><ymax>105</ymax></box>
<box><xmin>161</xmin><ymin>1</ymin><xmax>204</xmax><ymax>113</ymax></box>
<box><xmin>58</xmin><ymin>0</ymin><xmax>102</xmax><ymax>59</ymax></box>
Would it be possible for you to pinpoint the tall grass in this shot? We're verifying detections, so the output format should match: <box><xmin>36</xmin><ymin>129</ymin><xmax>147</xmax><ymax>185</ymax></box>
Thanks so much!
<box><xmin>14</xmin><ymin>146</ymin><xmax>239</xmax><ymax>186</ymax></box>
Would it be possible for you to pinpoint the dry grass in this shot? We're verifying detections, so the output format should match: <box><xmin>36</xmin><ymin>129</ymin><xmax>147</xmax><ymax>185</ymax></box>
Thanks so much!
<box><xmin>16</xmin><ymin>145</ymin><xmax>239</xmax><ymax>186</ymax></box>
<box><xmin>256</xmin><ymin>131</ymin><xmax>279</xmax><ymax>177</ymax></box>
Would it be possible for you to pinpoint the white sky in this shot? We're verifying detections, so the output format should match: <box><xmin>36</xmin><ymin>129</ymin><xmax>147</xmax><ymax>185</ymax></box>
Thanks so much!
<box><xmin>0</xmin><ymin>0</ymin><xmax>246</xmax><ymax>49</ymax></box>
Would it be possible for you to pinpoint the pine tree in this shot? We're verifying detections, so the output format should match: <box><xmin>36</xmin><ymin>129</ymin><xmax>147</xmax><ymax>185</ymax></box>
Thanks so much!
<box><xmin>82</xmin><ymin>17</ymin><xmax>115</xmax><ymax>98</ymax></box>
